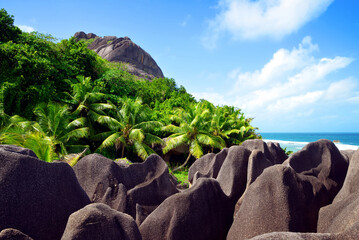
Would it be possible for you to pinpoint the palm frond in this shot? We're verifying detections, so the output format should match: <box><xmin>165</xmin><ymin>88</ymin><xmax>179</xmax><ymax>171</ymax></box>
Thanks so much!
<box><xmin>62</xmin><ymin>127</ymin><xmax>89</xmax><ymax>142</ymax></box>
<box><xmin>144</xmin><ymin>133</ymin><xmax>164</xmax><ymax>145</ymax></box>
<box><xmin>129</xmin><ymin>128</ymin><xmax>145</xmax><ymax>142</ymax></box>
<box><xmin>133</xmin><ymin>141</ymin><xmax>150</xmax><ymax>160</ymax></box>
<box><xmin>133</xmin><ymin>121</ymin><xmax>163</xmax><ymax>131</ymax></box>
<box><xmin>189</xmin><ymin>138</ymin><xmax>203</xmax><ymax>159</ymax></box>
<box><xmin>99</xmin><ymin>132</ymin><xmax>121</xmax><ymax>149</ymax></box>
<box><xmin>163</xmin><ymin>134</ymin><xmax>189</xmax><ymax>154</ymax></box>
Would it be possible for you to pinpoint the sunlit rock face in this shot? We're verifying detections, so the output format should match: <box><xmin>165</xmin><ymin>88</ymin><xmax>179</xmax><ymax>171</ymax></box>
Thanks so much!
<box><xmin>74</xmin><ymin>31</ymin><xmax>164</xmax><ymax>80</ymax></box>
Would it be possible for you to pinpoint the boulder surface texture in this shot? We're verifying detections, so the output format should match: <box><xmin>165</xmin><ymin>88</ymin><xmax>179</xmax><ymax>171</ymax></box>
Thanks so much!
<box><xmin>61</xmin><ymin>203</ymin><xmax>142</xmax><ymax>240</ymax></box>
<box><xmin>73</xmin><ymin>154</ymin><xmax>178</xmax><ymax>219</ymax></box>
<box><xmin>0</xmin><ymin>145</ymin><xmax>90</xmax><ymax>240</ymax></box>
<box><xmin>139</xmin><ymin>178</ymin><xmax>233</xmax><ymax>240</ymax></box>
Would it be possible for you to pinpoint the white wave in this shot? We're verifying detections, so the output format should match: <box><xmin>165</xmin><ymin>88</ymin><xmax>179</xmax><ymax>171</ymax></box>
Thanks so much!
<box><xmin>263</xmin><ymin>139</ymin><xmax>359</xmax><ymax>151</ymax></box>
<box><xmin>335</xmin><ymin>143</ymin><xmax>359</xmax><ymax>151</ymax></box>
<box><xmin>263</xmin><ymin>139</ymin><xmax>308</xmax><ymax>146</ymax></box>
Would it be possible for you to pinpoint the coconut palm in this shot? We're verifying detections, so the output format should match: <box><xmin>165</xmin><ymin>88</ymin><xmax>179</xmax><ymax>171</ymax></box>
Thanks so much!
<box><xmin>65</xmin><ymin>76</ymin><xmax>111</xmax><ymax>118</ymax></box>
<box><xmin>31</xmin><ymin>102</ymin><xmax>89</xmax><ymax>159</ymax></box>
<box><xmin>210</xmin><ymin>105</ymin><xmax>256</xmax><ymax>146</ymax></box>
<box><xmin>64</xmin><ymin>75</ymin><xmax>113</xmax><ymax>151</ymax></box>
<box><xmin>1</xmin><ymin>102</ymin><xmax>89</xmax><ymax>162</ymax></box>
<box><xmin>162</xmin><ymin>102</ymin><xmax>226</xmax><ymax>172</ymax></box>
<box><xmin>96</xmin><ymin>97</ymin><xmax>163</xmax><ymax>160</ymax></box>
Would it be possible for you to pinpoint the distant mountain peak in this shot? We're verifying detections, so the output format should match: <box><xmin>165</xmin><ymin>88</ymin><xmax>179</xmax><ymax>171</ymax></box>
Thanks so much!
<box><xmin>74</xmin><ymin>31</ymin><xmax>164</xmax><ymax>80</ymax></box>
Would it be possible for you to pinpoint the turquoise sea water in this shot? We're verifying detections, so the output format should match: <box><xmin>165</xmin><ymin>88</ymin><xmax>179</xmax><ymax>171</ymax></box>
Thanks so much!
<box><xmin>261</xmin><ymin>133</ymin><xmax>359</xmax><ymax>153</ymax></box>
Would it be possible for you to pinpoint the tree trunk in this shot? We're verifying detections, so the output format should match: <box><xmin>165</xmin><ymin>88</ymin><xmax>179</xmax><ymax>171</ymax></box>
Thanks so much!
<box><xmin>173</xmin><ymin>153</ymin><xmax>192</xmax><ymax>172</ymax></box>
<box><xmin>121</xmin><ymin>144</ymin><xmax>125</xmax><ymax>158</ymax></box>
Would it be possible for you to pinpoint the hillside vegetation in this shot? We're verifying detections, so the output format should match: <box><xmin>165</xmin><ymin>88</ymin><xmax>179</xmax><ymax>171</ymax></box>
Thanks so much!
<box><xmin>0</xmin><ymin>8</ymin><xmax>259</xmax><ymax>170</ymax></box>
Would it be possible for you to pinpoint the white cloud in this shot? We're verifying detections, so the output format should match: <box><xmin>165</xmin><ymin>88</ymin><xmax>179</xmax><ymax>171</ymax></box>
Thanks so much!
<box><xmin>17</xmin><ymin>25</ymin><xmax>35</xmax><ymax>33</ymax></box>
<box><xmin>324</xmin><ymin>78</ymin><xmax>357</xmax><ymax>101</ymax></box>
<box><xmin>192</xmin><ymin>92</ymin><xmax>229</xmax><ymax>106</ymax></box>
<box><xmin>232</xmin><ymin>36</ymin><xmax>318</xmax><ymax>92</ymax></box>
<box><xmin>194</xmin><ymin>37</ymin><xmax>357</xmax><ymax>130</ymax></box>
<box><xmin>203</xmin><ymin>0</ymin><xmax>333</xmax><ymax>47</ymax></box>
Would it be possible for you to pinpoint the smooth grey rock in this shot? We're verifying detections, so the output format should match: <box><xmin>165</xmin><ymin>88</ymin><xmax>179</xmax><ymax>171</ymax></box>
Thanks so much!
<box><xmin>73</xmin><ymin>154</ymin><xmax>178</xmax><ymax>219</ymax></box>
<box><xmin>216</xmin><ymin>146</ymin><xmax>251</xmax><ymax>204</ymax></box>
<box><xmin>227</xmin><ymin>165</ymin><xmax>328</xmax><ymax>240</ymax></box>
<box><xmin>0</xmin><ymin>229</ymin><xmax>33</xmax><ymax>240</ymax></box>
<box><xmin>288</xmin><ymin>139</ymin><xmax>348</xmax><ymax>201</ymax></box>
<box><xmin>74</xmin><ymin>31</ymin><xmax>164</xmax><ymax>79</ymax></box>
<box><xmin>61</xmin><ymin>203</ymin><xmax>142</xmax><ymax>240</ymax></box>
<box><xmin>139</xmin><ymin>178</ymin><xmax>233</xmax><ymax>240</ymax></box>
<box><xmin>0</xmin><ymin>146</ymin><xmax>90</xmax><ymax>240</ymax></box>
<box><xmin>188</xmin><ymin>148</ymin><xmax>228</xmax><ymax>184</ymax></box>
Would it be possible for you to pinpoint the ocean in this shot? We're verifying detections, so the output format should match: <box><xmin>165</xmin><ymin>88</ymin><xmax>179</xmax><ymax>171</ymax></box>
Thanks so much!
<box><xmin>261</xmin><ymin>132</ymin><xmax>359</xmax><ymax>153</ymax></box>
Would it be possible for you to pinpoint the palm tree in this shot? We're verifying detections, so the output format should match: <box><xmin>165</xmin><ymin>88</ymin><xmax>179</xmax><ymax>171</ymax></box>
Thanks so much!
<box><xmin>31</xmin><ymin>102</ymin><xmax>89</xmax><ymax>159</ymax></box>
<box><xmin>64</xmin><ymin>75</ymin><xmax>113</xmax><ymax>151</ymax></box>
<box><xmin>1</xmin><ymin>102</ymin><xmax>89</xmax><ymax>162</ymax></box>
<box><xmin>65</xmin><ymin>76</ymin><xmax>111</xmax><ymax>118</ymax></box>
<box><xmin>209</xmin><ymin>105</ymin><xmax>256</xmax><ymax>146</ymax></box>
<box><xmin>162</xmin><ymin>102</ymin><xmax>226</xmax><ymax>172</ymax></box>
<box><xmin>96</xmin><ymin>97</ymin><xmax>163</xmax><ymax>160</ymax></box>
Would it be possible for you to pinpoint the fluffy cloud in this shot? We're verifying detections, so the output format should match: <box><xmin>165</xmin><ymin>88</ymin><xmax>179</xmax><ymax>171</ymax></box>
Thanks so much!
<box><xmin>17</xmin><ymin>25</ymin><xmax>35</xmax><ymax>33</ymax></box>
<box><xmin>203</xmin><ymin>0</ymin><xmax>333</xmax><ymax>47</ymax></box>
<box><xmin>193</xmin><ymin>37</ymin><xmax>356</xmax><ymax>130</ymax></box>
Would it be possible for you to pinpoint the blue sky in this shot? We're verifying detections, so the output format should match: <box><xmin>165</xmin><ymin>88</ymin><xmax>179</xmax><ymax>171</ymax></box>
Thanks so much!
<box><xmin>2</xmin><ymin>0</ymin><xmax>359</xmax><ymax>132</ymax></box>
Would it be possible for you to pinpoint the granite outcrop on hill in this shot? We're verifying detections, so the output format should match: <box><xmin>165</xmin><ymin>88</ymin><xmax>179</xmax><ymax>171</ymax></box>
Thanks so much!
<box><xmin>1</xmin><ymin>140</ymin><xmax>359</xmax><ymax>240</ymax></box>
<box><xmin>74</xmin><ymin>31</ymin><xmax>164</xmax><ymax>80</ymax></box>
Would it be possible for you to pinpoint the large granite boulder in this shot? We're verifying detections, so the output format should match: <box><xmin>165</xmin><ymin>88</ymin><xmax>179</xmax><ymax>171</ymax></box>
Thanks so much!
<box><xmin>0</xmin><ymin>146</ymin><xmax>90</xmax><ymax>240</ymax></box>
<box><xmin>188</xmin><ymin>148</ymin><xmax>228</xmax><ymax>184</ymax></box>
<box><xmin>246</xmin><ymin>149</ymin><xmax>274</xmax><ymax>186</ymax></box>
<box><xmin>0</xmin><ymin>229</ymin><xmax>33</xmax><ymax>240</ymax></box>
<box><xmin>0</xmin><ymin>145</ymin><xmax>37</xmax><ymax>158</ymax></box>
<box><xmin>216</xmin><ymin>146</ymin><xmax>251</xmax><ymax>204</ymax></box>
<box><xmin>139</xmin><ymin>178</ymin><xmax>233</xmax><ymax>240</ymax></box>
<box><xmin>287</xmin><ymin>139</ymin><xmax>348</xmax><ymax>200</ymax></box>
<box><xmin>318</xmin><ymin>191</ymin><xmax>359</xmax><ymax>234</ymax></box>
<box><xmin>74</xmin><ymin>31</ymin><xmax>164</xmax><ymax>80</ymax></box>
<box><xmin>248</xmin><ymin>232</ymin><xmax>333</xmax><ymax>240</ymax></box>
<box><xmin>73</xmin><ymin>154</ymin><xmax>178</xmax><ymax>219</ymax></box>
<box><xmin>241</xmin><ymin>139</ymin><xmax>287</xmax><ymax>164</ymax></box>
<box><xmin>317</xmin><ymin>149</ymin><xmax>359</xmax><ymax>233</ymax></box>
<box><xmin>61</xmin><ymin>203</ymin><xmax>142</xmax><ymax>240</ymax></box>
<box><xmin>227</xmin><ymin>165</ymin><xmax>328</xmax><ymax>240</ymax></box>
<box><xmin>249</xmin><ymin>221</ymin><xmax>359</xmax><ymax>240</ymax></box>
<box><xmin>332</xmin><ymin>149</ymin><xmax>359</xmax><ymax>203</ymax></box>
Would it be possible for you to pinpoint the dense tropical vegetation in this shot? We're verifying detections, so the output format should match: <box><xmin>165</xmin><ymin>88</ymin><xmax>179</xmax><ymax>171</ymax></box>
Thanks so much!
<box><xmin>0</xmin><ymin>8</ymin><xmax>260</xmax><ymax>171</ymax></box>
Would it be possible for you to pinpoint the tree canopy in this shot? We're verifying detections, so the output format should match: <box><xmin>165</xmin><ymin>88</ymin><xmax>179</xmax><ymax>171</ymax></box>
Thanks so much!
<box><xmin>0</xmin><ymin>8</ymin><xmax>260</xmax><ymax>168</ymax></box>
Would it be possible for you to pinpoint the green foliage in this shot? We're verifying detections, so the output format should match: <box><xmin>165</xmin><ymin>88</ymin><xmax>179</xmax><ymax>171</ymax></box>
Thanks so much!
<box><xmin>171</xmin><ymin>167</ymin><xmax>189</xmax><ymax>187</ymax></box>
<box><xmin>162</xmin><ymin>102</ymin><xmax>227</xmax><ymax>171</ymax></box>
<box><xmin>283</xmin><ymin>147</ymin><xmax>294</xmax><ymax>156</ymax></box>
<box><xmin>0</xmin><ymin>8</ymin><xmax>22</xmax><ymax>42</ymax></box>
<box><xmin>96</xmin><ymin>97</ymin><xmax>163</xmax><ymax>160</ymax></box>
<box><xmin>0</xmin><ymin>30</ymin><xmax>105</xmax><ymax>118</ymax></box>
<box><xmin>0</xmin><ymin>102</ymin><xmax>89</xmax><ymax>161</ymax></box>
<box><xmin>0</xmin><ymin>8</ymin><xmax>261</xmax><ymax>166</ymax></box>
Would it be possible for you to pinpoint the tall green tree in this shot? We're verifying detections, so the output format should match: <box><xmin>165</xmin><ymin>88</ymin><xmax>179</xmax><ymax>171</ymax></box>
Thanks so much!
<box><xmin>64</xmin><ymin>76</ymin><xmax>113</xmax><ymax>151</ymax></box>
<box><xmin>96</xmin><ymin>98</ymin><xmax>163</xmax><ymax>160</ymax></box>
<box><xmin>162</xmin><ymin>102</ymin><xmax>226</xmax><ymax>171</ymax></box>
<box><xmin>0</xmin><ymin>8</ymin><xmax>21</xmax><ymax>42</ymax></box>
<box><xmin>1</xmin><ymin>102</ymin><xmax>89</xmax><ymax>162</ymax></box>
<box><xmin>209</xmin><ymin>105</ymin><xmax>256</xmax><ymax>146</ymax></box>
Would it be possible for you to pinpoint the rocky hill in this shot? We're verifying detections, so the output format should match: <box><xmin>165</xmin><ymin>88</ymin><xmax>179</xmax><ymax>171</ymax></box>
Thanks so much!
<box><xmin>74</xmin><ymin>31</ymin><xmax>164</xmax><ymax>80</ymax></box>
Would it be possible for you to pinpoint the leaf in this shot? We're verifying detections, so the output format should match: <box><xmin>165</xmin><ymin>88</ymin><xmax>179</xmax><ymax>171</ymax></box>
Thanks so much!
<box><xmin>129</xmin><ymin>128</ymin><xmax>145</xmax><ymax>142</ymax></box>
<box><xmin>99</xmin><ymin>132</ymin><xmax>121</xmax><ymax>150</ymax></box>
<box><xmin>163</xmin><ymin>134</ymin><xmax>189</xmax><ymax>154</ymax></box>
<box><xmin>189</xmin><ymin>139</ymin><xmax>203</xmax><ymax>159</ymax></box>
